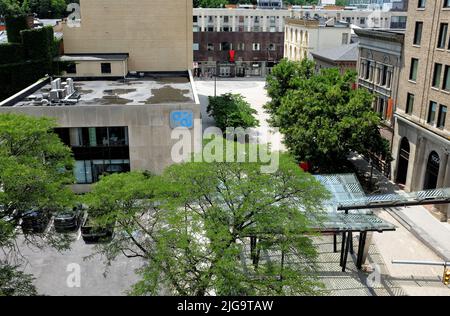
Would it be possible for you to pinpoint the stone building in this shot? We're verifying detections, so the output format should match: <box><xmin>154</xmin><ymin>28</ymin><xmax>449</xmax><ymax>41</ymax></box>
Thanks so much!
<box><xmin>355</xmin><ymin>28</ymin><xmax>405</xmax><ymax>159</ymax></box>
<box><xmin>392</xmin><ymin>0</ymin><xmax>450</xmax><ymax>221</ymax></box>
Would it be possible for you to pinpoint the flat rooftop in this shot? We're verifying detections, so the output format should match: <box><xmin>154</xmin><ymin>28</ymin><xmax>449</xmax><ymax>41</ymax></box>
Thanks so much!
<box><xmin>12</xmin><ymin>77</ymin><xmax>195</xmax><ymax>107</ymax></box>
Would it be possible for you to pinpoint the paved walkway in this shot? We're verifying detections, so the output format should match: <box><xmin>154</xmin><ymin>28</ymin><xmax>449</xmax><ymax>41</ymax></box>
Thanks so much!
<box><xmin>194</xmin><ymin>79</ymin><xmax>286</xmax><ymax>151</ymax></box>
<box><xmin>349</xmin><ymin>152</ymin><xmax>450</xmax><ymax>262</ymax></box>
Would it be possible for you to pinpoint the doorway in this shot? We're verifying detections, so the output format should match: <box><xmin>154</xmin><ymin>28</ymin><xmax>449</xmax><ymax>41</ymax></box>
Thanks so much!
<box><xmin>219</xmin><ymin>66</ymin><xmax>231</xmax><ymax>77</ymax></box>
<box><xmin>423</xmin><ymin>151</ymin><xmax>440</xmax><ymax>190</ymax></box>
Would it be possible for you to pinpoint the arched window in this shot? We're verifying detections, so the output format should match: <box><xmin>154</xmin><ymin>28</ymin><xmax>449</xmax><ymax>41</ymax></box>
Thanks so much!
<box><xmin>424</xmin><ymin>151</ymin><xmax>440</xmax><ymax>190</ymax></box>
<box><xmin>396</xmin><ymin>137</ymin><xmax>410</xmax><ymax>185</ymax></box>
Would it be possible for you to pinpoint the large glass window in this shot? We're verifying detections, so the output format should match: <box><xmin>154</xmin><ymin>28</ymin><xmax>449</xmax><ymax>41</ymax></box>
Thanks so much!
<box><xmin>62</xmin><ymin>127</ymin><xmax>129</xmax><ymax>147</ymax></box>
<box><xmin>74</xmin><ymin>160</ymin><xmax>93</xmax><ymax>184</ymax></box>
<box><xmin>74</xmin><ymin>159</ymin><xmax>130</xmax><ymax>184</ymax></box>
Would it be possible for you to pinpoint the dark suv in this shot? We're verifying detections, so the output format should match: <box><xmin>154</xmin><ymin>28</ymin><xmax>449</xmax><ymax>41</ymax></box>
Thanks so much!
<box><xmin>54</xmin><ymin>205</ymin><xmax>84</xmax><ymax>232</ymax></box>
<box><xmin>21</xmin><ymin>209</ymin><xmax>52</xmax><ymax>234</ymax></box>
<box><xmin>81</xmin><ymin>215</ymin><xmax>114</xmax><ymax>243</ymax></box>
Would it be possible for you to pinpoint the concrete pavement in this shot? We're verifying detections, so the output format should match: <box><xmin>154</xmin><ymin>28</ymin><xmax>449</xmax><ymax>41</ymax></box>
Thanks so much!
<box><xmin>194</xmin><ymin>79</ymin><xmax>286</xmax><ymax>151</ymax></box>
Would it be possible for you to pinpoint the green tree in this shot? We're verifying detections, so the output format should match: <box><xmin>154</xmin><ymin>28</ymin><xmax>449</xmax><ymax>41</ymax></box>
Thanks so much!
<box><xmin>0</xmin><ymin>0</ymin><xmax>25</xmax><ymax>17</ymax></box>
<box><xmin>0</xmin><ymin>263</ymin><xmax>37</xmax><ymax>296</ymax></box>
<box><xmin>265</xmin><ymin>60</ymin><xmax>390</xmax><ymax>172</ymax></box>
<box><xmin>0</xmin><ymin>113</ymin><xmax>75</xmax><ymax>255</ymax></box>
<box><xmin>207</xmin><ymin>93</ymin><xmax>259</xmax><ymax>133</ymax></box>
<box><xmin>264</xmin><ymin>58</ymin><xmax>315</xmax><ymax>126</ymax></box>
<box><xmin>198</xmin><ymin>0</ymin><xmax>228</xmax><ymax>8</ymax></box>
<box><xmin>85</xmin><ymin>142</ymin><xmax>329</xmax><ymax>296</ymax></box>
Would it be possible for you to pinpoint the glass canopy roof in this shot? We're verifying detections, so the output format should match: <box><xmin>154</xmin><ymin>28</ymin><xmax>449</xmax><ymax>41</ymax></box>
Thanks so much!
<box><xmin>314</xmin><ymin>174</ymin><xmax>396</xmax><ymax>233</ymax></box>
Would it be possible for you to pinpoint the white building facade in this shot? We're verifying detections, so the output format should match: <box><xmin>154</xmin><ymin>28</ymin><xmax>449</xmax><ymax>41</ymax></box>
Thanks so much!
<box><xmin>284</xmin><ymin>18</ymin><xmax>352</xmax><ymax>61</ymax></box>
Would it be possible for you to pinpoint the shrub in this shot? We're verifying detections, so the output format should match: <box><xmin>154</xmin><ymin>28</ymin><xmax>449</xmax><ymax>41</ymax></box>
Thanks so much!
<box><xmin>207</xmin><ymin>93</ymin><xmax>259</xmax><ymax>133</ymax></box>
<box><xmin>5</xmin><ymin>15</ymin><xmax>29</xmax><ymax>43</ymax></box>
<box><xmin>21</xmin><ymin>26</ymin><xmax>54</xmax><ymax>60</ymax></box>
<box><xmin>0</xmin><ymin>43</ymin><xmax>24</xmax><ymax>65</ymax></box>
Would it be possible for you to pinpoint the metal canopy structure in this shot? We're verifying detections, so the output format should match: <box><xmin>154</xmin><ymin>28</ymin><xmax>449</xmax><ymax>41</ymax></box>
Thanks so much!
<box><xmin>320</xmin><ymin>213</ymin><xmax>396</xmax><ymax>234</ymax></box>
<box><xmin>314</xmin><ymin>174</ymin><xmax>397</xmax><ymax>272</ymax></box>
<box><xmin>313</xmin><ymin>174</ymin><xmax>450</xmax><ymax>272</ymax></box>
<box><xmin>337</xmin><ymin>188</ymin><xmax>450</xmax><ymax>211</ymax></box>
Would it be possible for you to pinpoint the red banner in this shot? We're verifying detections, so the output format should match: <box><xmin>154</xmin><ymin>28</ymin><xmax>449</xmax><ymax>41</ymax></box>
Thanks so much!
<box><xmin>229</xmin><ymin>50</ymin><xmax>235</xmax><ymax>63</ymax></box>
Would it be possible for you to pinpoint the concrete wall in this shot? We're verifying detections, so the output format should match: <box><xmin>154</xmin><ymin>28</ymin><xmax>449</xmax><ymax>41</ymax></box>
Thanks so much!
<box><xmin>61</xmin><ymin>60</ymin><xmax>127</xmax><ymax>78</ymax></box>
<box><xmin>63</xmin><ymin>0</ymin><xmax>193</xmax><ymax>72</ymax></box>
<box><xmin>0</xmin><ymin>103</ymin><xmax>201</xmax><ymax>175</ymax></box>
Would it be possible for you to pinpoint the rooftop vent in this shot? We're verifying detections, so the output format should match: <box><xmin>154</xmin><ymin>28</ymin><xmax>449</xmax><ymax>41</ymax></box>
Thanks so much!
<box><xmin>34</xmin><ymin>78</ymin><xmax>79</xmax><ymax>106</ymax></box>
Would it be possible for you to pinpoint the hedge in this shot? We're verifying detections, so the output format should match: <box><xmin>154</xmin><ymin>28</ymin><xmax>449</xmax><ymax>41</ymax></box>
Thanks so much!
<box><xmin>5</xmin><ymin>15</ymin><xmax>29</xmax><ymax>43</ymax></box>
<box><xmin>0</xmin><ymin>43</ymin><xmax>25</xmax><ymax>65</ymax></box>
<box><xmin>21</xmin><ymin>26</ymin><xmax>54</xmax><ymax>61</ymax></box>
<box><xmin>0</xmin><ymin>60</ymin><xmax>51</xmax><ymax>101</ymax></box>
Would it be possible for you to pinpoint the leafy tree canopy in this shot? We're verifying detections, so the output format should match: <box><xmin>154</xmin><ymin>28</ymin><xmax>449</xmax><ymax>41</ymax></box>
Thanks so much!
<box><xmin>0</xmin><ymin>262</ymin><xmax>37</xmax><ymax>296</ymax></box>
<box><xmin>85</xmin><ymin>141</ymin><xmax>329</xmax><ymax>296</ymax></box>
<box><xmin>265</xmin><ymin>59</ymin><xmax>390</xmax><ymax>172</ymax></box>
<box><xmin>0</xmin><ymin>113</ymin><xmax>75</xmax><ymax>255</ymax></box>
<box><xmin>207</xmin><ymin>93</ymin><xmax>259</xmax><ymax>133</ymax></box>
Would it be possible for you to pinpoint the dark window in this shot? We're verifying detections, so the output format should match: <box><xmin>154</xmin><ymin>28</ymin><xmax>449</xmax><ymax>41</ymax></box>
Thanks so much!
<box><xmin>418</xmin><ymin>0</ymin><xmax>426</xmax><ymax>8</ymax></box>
<box><xmin>432</xmin><ymin>63</ymin><xmax>442</xmax><ymax>88</ymax></box>
<box><xmin>406</xmin><ymin>93</ymin><xmax>414</xmax><ymax>114</ymax></box>
<box><xmin>443</xmin><ymin>65</ymin><xmax>450</xmax><ymax>91</ymax></box>
<box><xmin>437</xmin><ymin>105</ymin><xmax>447</xmax><ymax>129</ymax></box>
<box><xmin>413</xmin><ymin>22</ymin><xmax>423</xmax><ymax>45</ymax></box>
<box><xmin>427</xmin><ymin>101</ymin><xmax>437</xmax><ymax>124</ymax></box>
<box><xmin>66</xmin><ymin>63</ymin><xmax>76</xmax><ymax>74</ymax></box>
<box><xmin>220</xmin><ymin>42</ymin><xmax>231</xmax><ymax>51</ymax></box>
<box><xmin>437</xmin><ymin>23</ymin><xmax>448</xmax><ymax>49</ymax></box>
<box><xmin>101</xmin><ymin>63</ymin><xmax>112</xmax><ymax>74</ymax></box>
<box><xmin>409</xmin><ymin>58</ymin><xmax>419</xmax><ymax>81</ymax></box>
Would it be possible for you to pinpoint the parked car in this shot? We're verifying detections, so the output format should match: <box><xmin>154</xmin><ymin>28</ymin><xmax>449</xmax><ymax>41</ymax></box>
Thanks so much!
<box><xmin>21</xmin><ymin>209</ymin><xmax>52</xmax><ymax>234</ymax></box>
<box><xmin>54</xmin><ymin>205</ymin><xmax>84</xmax><ymax>232</ymax></box>
<box><xmin>81</xmin><ymin>215</ymin><xmax>114</xmax><ymax>243</ymax></box>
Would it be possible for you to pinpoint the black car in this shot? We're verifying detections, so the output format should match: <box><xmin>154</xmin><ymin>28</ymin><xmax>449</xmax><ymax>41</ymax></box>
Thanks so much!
<box><xmin>21</xmin><ymin>209</ymin><xmax>52</xmax><ymax>234</ymax></box>
<box><xmin>81</xmin><ymin>216</ymin><xmax>114</xmax><ymax>243</ymax></box>
<box><xmin>54</xmin><ymin>205</ymin><xmax>84</xmax><ymax>232</ymax></box>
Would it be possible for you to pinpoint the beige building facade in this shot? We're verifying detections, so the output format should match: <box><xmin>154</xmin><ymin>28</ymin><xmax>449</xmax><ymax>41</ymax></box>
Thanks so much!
<box><xmin>284</xmin><ymin>18</ymin><xmax>352</xmax><ymax>61</ymax></box>
<box><xmin>62</xmin><ymin>0</ymin><xmax>193</xmax><ymax>73</ymax></box>
<box><xmin>392</xmin><ymin>0</ymin><xmax>450</xmax><ymax>221</ymax></box>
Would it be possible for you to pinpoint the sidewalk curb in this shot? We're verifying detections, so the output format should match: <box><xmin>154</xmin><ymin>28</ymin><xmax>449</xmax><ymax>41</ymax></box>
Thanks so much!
<box><xmin>385</xmin><ymin>207</ymin><xmax>450</xmax><ymax>262</ymax></box>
